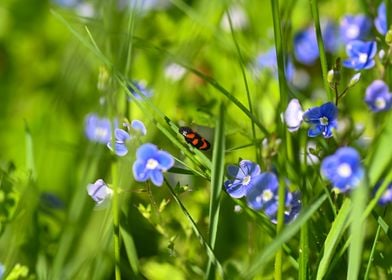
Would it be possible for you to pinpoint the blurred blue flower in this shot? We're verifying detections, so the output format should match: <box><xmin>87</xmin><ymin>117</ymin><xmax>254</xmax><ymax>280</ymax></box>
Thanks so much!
<box><xmin>365</xmin><ymin>80</ymin><xmax>392</xmax><ymax>112</ymax></box>
<box><xmin>374</xmin><ymin>181</ymin><xmax>392</xmax><ymax>205</ymax></box>
<box><xmin>284</xmin><ymin>99</ymin><xmax>303</xmax><ymax>132</ymax></box>
<box><xmin>131</xmin><ymin>120</ymin><xmax>147</xmax><ymax>135</ymax></box>
<box><xmin>303</xmin><ymin>102</ymin><xmax>338</xmax><ymax>138</ymax></box>
<box><xmin>224</xmin><ymin>160</ymin><xmax>261</xmax><ymax>198</ymax></box>
<box><xmin>321</xmin><ymin>147</ymin><xmax>364</xmax><ymax>193</ymax></box>
<box><xmin>85</xmin><ymin>114</ymin><xmax>113</xmax><ymax>144</ymax></box>
<box><xmin>283</xmin><ymin>192</ymin><xmax>302</xmax><ymax>223</ymax></box>
<box><xmin>87</xmin><ymin>179</ymin><xmax>113</xmax><ymax>205</ymax></box>
<box><xmin>107</xmin><ymin>128</ymin><xmax>131</xmax><ymax>156</ymax></box>
<box><xmin>133</xmin><ymin>143</ymin><xmax>174</xmax><ymax>186</ymax></box>
<box><xmin>128</xmin><ymin>81</ymin><xmax>153</xmax><ymax>100</ymax></box>
<box><xmin>255</xmin><ymin>48</ymin><xmax>294</xmax><ymax>81</ymax></box>
<box><xmin>375</xmin><ymin>2</ymin><xmax>387</xmax><ymax>35</ymax></box>
<box><xmin>342</xmin><ymin>40</ymin><xmax>377</xmax><ymax>70</ymax></box>
<box><xmin>0</xmin><ymin>264</ymin><xmax>4</xmax><ymax>280</ymax></box>
<box><xmin>246</xmin><ymin>172</ymin><xmax>279</xmax><ymax>213</ymax></box>
<box><xmin>294</xmin><ymin>22</ymin><xmax>338</xmax><ymax>65</ymax></box>
<box><xmin>340</xmin><ymin>14</ymin><xmax>371</xmax><ymax>42</ymax></box>
<box><xmin>40</xmin><ymin>192</ymin><xmax>65</xmax><ymax>209</ymax></box>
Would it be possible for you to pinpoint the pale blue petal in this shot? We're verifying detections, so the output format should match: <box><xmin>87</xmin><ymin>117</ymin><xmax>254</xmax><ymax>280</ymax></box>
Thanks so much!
<box><xmin>156</xmin><ymin>150</ymin><xmax>174</xmax><ymax>170</ymax></box>
<box><xmin>131</xmin><ymin>120</ymin><xmax>147</xmax><ymax>135</ymax></box>
<box><xmin>136</xmin><ymin>143</ymin><xmax>158</xmax><ymax>161</ymax></box>
<box><xmin>150</xmin><ymin>170</ymin><xmax>164</xmax><ymax>186</ymax></box>
<box><xmin>133</xmin><ymin>160</ymin><xmax>149</xmax><ymax>181</ymax></box>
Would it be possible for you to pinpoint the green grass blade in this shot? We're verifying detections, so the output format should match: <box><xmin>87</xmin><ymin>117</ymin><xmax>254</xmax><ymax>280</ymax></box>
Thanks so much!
<box><xmin>243</xmin><ymin>193</ymin><xmax>327</xmax><ymax>279</ymax></box>
<box><xmin>165</xmin><ymin>179</ymin><xmax>224</xmax><ymax>277</ymax></box>
<box><xmin>347</xmin><ymin>181</ymin><xmax>368</xmax><ymax>280</ymax></box>
<box><xmin>120</xmin><ymin>227</ymin><xmax>140</xmax><ymax>276</ymax></box>
<box><xmin>206</xmin><ymin>103</ymin><xmax>226</xmax><ymax>279</ymax></box>
<box><xmin>364</xmin><ymin>222</ymin><xmax>382</xmax><ymax>279</ymax></box>
<box><xmin>316</xmin><ymin>198</ymin><xmax>352</xmax><ymax>280</ymax></box>
<box><xmin>24</xmin><ymin>121</ymin><xmax>36</xmax><ymax>180</ymax></box>
<box><xmin>309</xmin><ymin>0</ymin><xmax>333</xmax><ymax>101</ymax></box>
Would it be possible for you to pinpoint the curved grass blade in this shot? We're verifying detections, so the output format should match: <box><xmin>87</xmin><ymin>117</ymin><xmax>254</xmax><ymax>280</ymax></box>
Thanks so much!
<box><xmin>164</xmin><ymin>179</ymin><xmax>224</xmax><ymax>278</ymax></box>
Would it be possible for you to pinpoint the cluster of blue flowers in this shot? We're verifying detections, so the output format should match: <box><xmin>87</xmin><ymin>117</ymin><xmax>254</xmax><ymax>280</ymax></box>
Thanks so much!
<box><xmin>224</xmin><ymin>160</ymin><xmax>301</xmax><ymax>223</ymax></box>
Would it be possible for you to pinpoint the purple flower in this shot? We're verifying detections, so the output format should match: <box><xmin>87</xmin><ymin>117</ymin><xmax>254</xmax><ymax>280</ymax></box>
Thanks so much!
<box><xmin>284</xmin><ymin>99</ymin><xmax>304</xmax><ymax>132</ymax></box>
<box><xmin>85</xmin><ymin>114</ymin><xmax>113</xmax><ymax>144</ymax></box>
<box><xmin>107</xmin><ymin>128</ymin><xmax>131</xmax><ymax>156</ymax></box>
<box><xmin>294</xmin><ymin>22</ymin><xmax>338</xmax><ymax>65</ymax></box>
<box><xmin>224</xmin><ymin>160</ymin><xmax>261</xmax><ymax>198</ymax></box>
<box><xmin>321</xmin><ymin>147</ymin><xmax>364</xmax><ymax>193</ymax></box>
<box><xmin>365</xmin><ymin>80</ymin><xmax>392</xmax><ymax>112</ymax></box>
<box><xmin>303</xmin><ymin>102</ymin><xmax>338</xmax><ymax>138</ymax></box>
<box><xmin>375</xmin><ymin>3</ymin><xmax>387</xmax><ymax>35</ymax></box>
<box><xmin>342</xmin><ymin>40</ymin><xmax>377</xmax><ymax>70</ymax></box>
<box><xmin>128</xmin><ymin>81</ymin><xmax>153</xmax><ymax>100</ymax></box>
<box><xmin>340</xmin><ymin>14</ymin><xmax>371</xmax><ymax>42</ymax></box>
<box><xmin>87</xmin><ymin>179</ymin><xmax>113</xmax><ymax>205</ymax></box>
<box><xmin>133</xmin><ymin>143</ymin><xmax>174</xmax><ymax>186</ymax></box>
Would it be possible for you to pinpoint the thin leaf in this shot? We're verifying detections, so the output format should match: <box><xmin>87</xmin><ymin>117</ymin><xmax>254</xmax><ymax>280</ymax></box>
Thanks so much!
<box><xmin>120</xmin><ymin>227</ymin><xmax>140</xmax><ymax>275</ymax></box>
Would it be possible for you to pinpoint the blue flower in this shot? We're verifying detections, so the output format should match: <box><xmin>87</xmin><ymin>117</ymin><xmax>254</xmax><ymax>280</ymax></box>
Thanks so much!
<box><xmin>246</xmin><ymin>172</ymin><xmax>279</xmax><ymax>212</ymax></box>
<box><xmin>255</xmin><ymin>48</ymin><xmax>294</xmax><ymax>81</ymax></box>
<box><xmin>133</xmin><ymin>143</ymin><xmax>174</xmax><ymax>186</ymax></box>
<box><xmin>302</xmin><ymin>102</ymin><xmax>338</xmax><ymax>138</ymax></box>
<box><xmin>340</xmin><ymin>14</ymin><xmax>371</xmax><ymax>42</ymax></box>
<box><xmin>87</xmin><ymin>179</ymin><xmax>113</xmax><ymax>205</ymax></box>
<box><xmin>224</xmin><ymin>160</ymin><xmax>261</xmax><ymax>198</ymax></box>
<box><xmin>107</xmin><ymin>128</ymin><xmax>131</xmax><ymax>156</ymax></box>
<box><xmin>294</xmin><ymin>22</ymin><xmax>338</xmax><ymax>65</ymax></box>
<box><xmin>85</xmin><ymin>114</ymin><xmax>113</xmax><ymax>144</ymax></box>
<box><xmin>53</xmin><ymin>0</ymin><xmax>80</xmax><ymax>7</ymax></box>
<box><xmin>375</xmin><ymin>3</ymin><xmax>387</xmax><ymax>35</ymax></box>
<box><xmin>365</xmin><ymin>80</ymin><xmax>392</xmax><ymax>112</ymax></box>
<box><xmin>284</xmin><ymin>99</ymin><xmax>304</xmax><ymax>132</ymax></box>
<box><xmin>342</xmin><ymin>40</ymin><xmax>377</xmax><ymax>70</ymax></box>
<box><xmin>374</xmin><ymin>181</ymin><xmax>392</xmax><ymax>205</ymax></box>
<box><xmin>127</xmin><ymin>81</ymin><xmax>153</xmax><ymax>100</ymax></box>
<box><xmin>321</xmin><ymin>147</ymin><xmax>364</xmax><ymax>193</ymax></box>
<box><xmin>283</xmin><ymin>192</ymin><xmax>302</xmax><ymax>223</ymax></box>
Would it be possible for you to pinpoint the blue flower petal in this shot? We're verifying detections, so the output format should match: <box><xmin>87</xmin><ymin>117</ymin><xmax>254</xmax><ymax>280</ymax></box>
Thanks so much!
<box><xmin>150</xmin><ymin>169</ymin><xmax>164</xmax><ymax>186</ymax></box>
<box><xmin>308</xmin><ymin>125</ymin><xmax>322</xmax><ymax>137</ymax></box>
<box><xmin>227</xmin><ymin>165</ymin><xmax>241</xmax><ymax>178</ymax></box>
<box><xmin>133</xmin><ymin>160</ymin><xmax>149</xmax><ymax>181</ymax></box>
<box><xmin>136</xmin><ymin>143</ymin><xmax>158</xmax><ymax>161</ymax></box>
<box><xmin>303</xmin><ymin>107</ymin><xmax>321</xmax><ymax>122</ymax></box>
<box><xmin>320</xmin><ymin>102</ymin><xmax>337</xmax><ymax>119</ymax></box>
<box><xmin>246</xmin><ymin>172</ymin><xmax>278</xmax><ymax>210</ymax></box>
<box><xmin>239</xmin><ymin>160</ymin><xmax>261</xmax><ymax>178</ymax></box>
<box><xmin>131</xmin><ymin>120</ymin><xmax>147</xmax><ymax>135</ymax></box>
<box><xmin>224</xmin><ymin>180</ymin><xmax>246</xmax><ymax>198</ymax></box>
<box><xmin>156</xmin><ymin>150</ymin><xmax>175</xmax><ymax>170</ymax></box>
<box><xmin>115</xmin><ymin>128</ymin><xmax>131</xmax><ymax>142</ymax></box>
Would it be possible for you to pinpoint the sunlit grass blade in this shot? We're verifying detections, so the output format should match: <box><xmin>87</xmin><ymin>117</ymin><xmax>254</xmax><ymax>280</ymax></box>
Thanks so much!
<box><xmin>165</xmin><ymin>179</ymin><xmax>224</xmax><ymax>278</ymax></box>
<box><xmin>309</xmin><ymin>0</ymin><xmax>333</xmax><ymax>101</ymax></box>
<box><xmin>316</xmin><ymin>198</ymin><xmax>351</xmax><ymax>280</ymax></box>
<box><xmin>347</xmin><ymin>181</ymin><xmax>368</xmax><ymax>280</ymax></box>
<box><xmin>206</xmin><ymin>103</ymin><xmax>225</xmax><ymax>279</ymax></box>
<box><xmin>120</xmin><ymin>227</ymin><xmax>140</xmax><ymax>276</ymax></box>
<box><xmin>243</xmin><ymin>193</ymin><xmax>327</xmax><ymax>279</ymax></box>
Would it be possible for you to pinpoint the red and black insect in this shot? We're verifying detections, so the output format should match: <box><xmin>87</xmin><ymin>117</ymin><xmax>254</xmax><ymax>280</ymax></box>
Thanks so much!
<box><xmin>179</xmin><ymin>127</ymin><xmax>211</xmax><ymax>150</ymax></box>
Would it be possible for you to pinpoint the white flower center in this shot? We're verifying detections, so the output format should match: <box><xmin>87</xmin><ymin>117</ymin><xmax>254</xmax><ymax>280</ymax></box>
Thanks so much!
<box><xmin>337</xmin><ymin>163</ymin><xmax>352</xmax><ymax>178</ymax></box>
<box><xmin>358</xmin><ymin>53</ymin><xmax>368</xmax><ymax>63</ymax></box>
<box><xmin>347</xmin><ymin>26</ymin><xmax>360</xmax><ymax>39</ymax></box>
<box><xmin>375</xmin><ymin>97</ymin><xmax>386</xmax><ymax>109</ymax></box>
<box><xmin>242</xmin><ymin>175</ymin><xmax>251</xmax><ymax>185</ymax></box>
<box><xmin>319</xmin><ymin>116</ymin><xmax>329</xmax><ymax>126</ymax></box>
<box><xmin>146</xmin><ymin>158</ymin><xmax>159</xmax><ymax>170</ymax></box>
<box><xmin>95</xmin><ymin>127</ymin><xmax>109</xmax><ymax>138</ymax></box>
<box><xmin>262</xmin><ymin>189</ymin><xmax>274</xmax><ymax>202</ymax></box>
